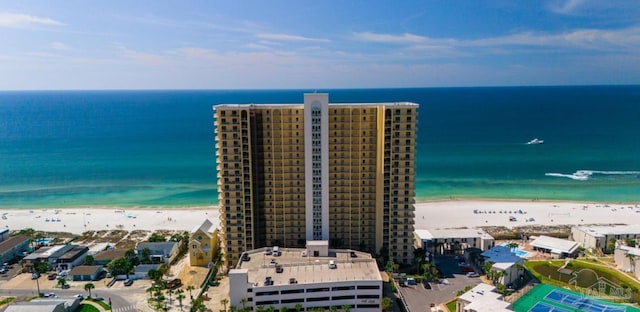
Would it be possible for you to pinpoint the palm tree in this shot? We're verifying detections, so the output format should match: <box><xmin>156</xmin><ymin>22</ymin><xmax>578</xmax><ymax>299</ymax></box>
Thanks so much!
<box><xmin>176</xmin><ymin>289</ymin><xmax>186</xmax><ymax>310</ymax></box>
<box><xmin>167</xmin><ymin>288</ymin><xmax>174</xmax><ymax>304</ymax></box>
<box><xmin>294</xmin><ymin>304</ymin><xmax>303</xmax><ymax>312</ymax></box>
<box><xmin>381</xmin><ymin>297</ymin><xmax>393</xmax><ymax>312</ymax></box>
<box><xmin>627</xmin><ymin>253</ymin><xmax>636</xmax><ymax>274</ymax></box>
<box><xmin>330</xmin><ymin>306</ymin><xmax>338</xmax><ymax>312</ymax></box>
<box><xmin>186</xmin><ymin>285</ymin><xmax>195</xmax><ymax>299</ymax></box>
<box><xmin>281</xmin><ymin>307</ymin><xmax>289</xmax><ymax>312</ymax></box>
<box><xmin>341</xmin><ymin>304</ymin><xmax>351</xmax><ymax>312</ymax></box>
<box><xmin>84</xmin><ymin>283</ymin><xmax>95</xmax><ymax>298</ymax></box>
<box><xmin>57</xmin><ymin>277</ymin><xmax>67</xmax><ymax>289</ymax></box>
<box><xmin>240</xmin><ymin>298</ymin><xmax>248</xmax><ymax>311</ymax></box>
<box><xmin>221</xmin><ymin>298</ymin><xmax>229</xmax><ymax>311</ymax></box>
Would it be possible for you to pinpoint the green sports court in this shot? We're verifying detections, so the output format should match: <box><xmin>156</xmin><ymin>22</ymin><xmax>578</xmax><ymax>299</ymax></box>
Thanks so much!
<box><xmin>512</xmin><ymin>284</ymin><xmax>640</xmax><ymax>312</ymax></box>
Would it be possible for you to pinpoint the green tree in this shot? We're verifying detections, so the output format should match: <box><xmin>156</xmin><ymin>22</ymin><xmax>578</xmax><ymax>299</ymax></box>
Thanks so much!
<box><xmin>240</xmin><ymin>298</ymin><xmax>248</xmax><ymax>311</ymax></box>
<box><xmin>294</xmin><ymin>304</ymin><xmax>303</xmax><ymax>312</ymax></box>
<box><xmin>330</xmin><ymin>306</ymin><xmax>338</xmax><ymax>312</ymax></box>
<box><xmin>627</xmin><ymin>253</ymin><xmax>636</xmax><ymax>274</ymax></box>
<box><xmin>186</xmin><ymin>285</ymin><xmax>195</xmax><ymax>299</ymax></box>
<box><xmin>149</xmin><ymin>233</ymin><xmax>167</xmax><ymax>242</ymax></box>
<box><xmin>341</xmin><ymin>304</ymin><xmax>351</xmax><ymax>312</ymax></box>
<box><xmin>381</xmin><ymin>297</ymin><xmax>393</xmax><ymax>312</ymax></box>
<box><xmin>84</xmin><ymin>283</ymin><xmax>95</xmax><ymax>298</ymax></box>
<box><xmin>57</xmin><ymin>277</ymin><xmax>68</xmax><ymax>289</ymax></box>
<box><xmin>176</xmin><ymin>289</ymin><xmax>185</xmax><ymax>310</ymax></box>
<box><xmin>281</xmin><ymin>307</ymin><xmax>289</xmax><ymax>312</ymax></box>
<box><xmin>141</xmin><ymin>248</ymin><xmax>151</xmax><ymax>263</ymax></box>
<box><xmin>108</xmin><ymin>257</ymin><xmax>133</xmax><ymax>278</ymax></box>
<box><xmin>608</xmin><ymin>237</ymin><xmax>617</xmax><ymax>252</ymax></box>
<box><xmin>220</xmin><ymin>298</ymin><xmax>229</xmax><ymax>312</ymax></box>
<box><xmin>84</xmin><ymin>255</ymin><xmax>94</xmax><ymax>265</ymax></box>
<box><xmin>148</xmin><ymin>269</ymin><xmax>163</xmax><ymax>282</ymax></box>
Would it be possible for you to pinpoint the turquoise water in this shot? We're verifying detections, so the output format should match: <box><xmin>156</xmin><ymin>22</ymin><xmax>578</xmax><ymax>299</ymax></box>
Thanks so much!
<box><xmin>1</xmin><ymin>86</ymin><xmax>639</xmax><ymax>208</ymax></box>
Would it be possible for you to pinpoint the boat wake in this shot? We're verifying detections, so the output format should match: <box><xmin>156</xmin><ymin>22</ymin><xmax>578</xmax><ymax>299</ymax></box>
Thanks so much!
<box><xmin>545</xmin><ymin>170</ymin><xmax>640</xmax><ymax>181</ymax></box>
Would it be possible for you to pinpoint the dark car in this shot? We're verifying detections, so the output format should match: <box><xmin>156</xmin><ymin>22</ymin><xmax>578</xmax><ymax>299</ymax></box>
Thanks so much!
<box><xmin>48</xmin><ymin>273</ymin><xmax>57</xmax><ymax>280</ymax></box>
<box><xmin>166</xmin><ymin>278</ymin><xmax>182</xmax><ymax>289</ymax></box>
<box><xmin>124</xmin><ymin>279</ymin><xmax>134</xmax><ymax>286</ymax></box>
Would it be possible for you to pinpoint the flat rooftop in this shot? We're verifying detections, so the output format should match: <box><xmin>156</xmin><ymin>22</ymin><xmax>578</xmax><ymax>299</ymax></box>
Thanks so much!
<box><xmin>481</xmin><ymin>246</ymin><xmax>522</xmax><ymax>271</ymax></box>
<box><xmin>530</xmin><ymin>235</ymin><xmax>580</xmax><ymax>254</ymax></box>
<box><xmin>415</xmin><ymin>228</ymin><xmax>493</xmax><ymax>240</ymax></box>
<box><xmin>459</xmin><ymin>283</ymin><xmax>511</xmax><ymax>312</ymax></box>
<box><xmin>215</xmin><ymin>102</ymin><xmax>418</xmax><ymax>110</ymax></box>
<box><xmin>236</xmin><ymin>247</ymin><xmax>381</xmax><ymax>286</ymax></box>
<box><xmin>619</xmin><ymin>245</ymin><xmax>640</xmax><ymax>257</ymax></box>
<box><xmin>573</xmin><ymin>225</ymin><xmax>640</xmax><ymax>237</ymax></box>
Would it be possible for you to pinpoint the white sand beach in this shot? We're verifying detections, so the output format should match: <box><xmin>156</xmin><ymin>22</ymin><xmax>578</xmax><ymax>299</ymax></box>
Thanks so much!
<box><xmin>0</xmin><ymin>200</ymin><xmax>638</xmax><ymax>235</ymax></box>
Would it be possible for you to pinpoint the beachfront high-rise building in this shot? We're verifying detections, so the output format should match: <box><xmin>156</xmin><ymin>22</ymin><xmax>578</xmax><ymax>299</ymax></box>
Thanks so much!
<box><xmin>213</xmin><ymin>93</ymin><xmax>418</xmax><ymax>265</ymax></box>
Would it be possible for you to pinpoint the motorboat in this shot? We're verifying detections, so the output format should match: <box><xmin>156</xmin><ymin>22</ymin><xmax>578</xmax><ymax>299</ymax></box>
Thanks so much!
<box><xmin>526</xmin><ymin>138</ymin><xmax>544</xmax><ymax>145</ymax></box>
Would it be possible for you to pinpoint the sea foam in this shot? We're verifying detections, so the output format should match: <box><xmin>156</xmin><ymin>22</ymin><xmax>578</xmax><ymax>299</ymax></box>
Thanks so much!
<box><xmin>545</xmin><ymin>170</ymin><xmax>640</xmax><ymax>181</ymax></box>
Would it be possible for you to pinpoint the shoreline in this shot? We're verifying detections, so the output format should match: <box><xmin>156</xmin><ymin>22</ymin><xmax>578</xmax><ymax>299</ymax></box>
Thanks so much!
<box><xmin>0</xmin><ymin>199</ymin><xmax>638</xmax><ymax>236</ymax></box>
<box><xmin>1</xmin><ymin>196</ymin><xmax>639</xmax><ymax>211</ymax></box>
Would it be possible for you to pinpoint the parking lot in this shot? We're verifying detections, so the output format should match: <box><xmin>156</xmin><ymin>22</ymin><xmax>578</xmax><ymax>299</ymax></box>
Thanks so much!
<box><xmin>398</xmin><ymin>255</ymin><xmax>482</xmax><ymax>311</ymax></box>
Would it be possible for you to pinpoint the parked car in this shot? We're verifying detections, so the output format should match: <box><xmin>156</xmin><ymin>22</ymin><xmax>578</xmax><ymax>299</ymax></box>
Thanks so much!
<box><xmin>74</xmin><ymin>294</ymin><xmax>84</xmax><ymax>299</ymax></box>
<box><xmin>123</xmin><ymin>279</ymin><xmax>134</xmax><ymax>286</ymax></box>
<box><xmin>44</xmin><ymin>293</ymin><xmax>57</xmax><ymax>298</ymax></box>
<box><xmin>466</xmin><ymin>272</ymin><xmax>480</xmax><ymax>278</ymax></box>
<box><xmin>166</xmin><ymin>278</ymin><xmax>182</xmax><ymax>289</ymax></box>
<box><xmin>48</xmin><ymin>273</ymin><xmax>57</xmax><ymax>280</ymax></box>
<box><xmin>31</xmin><ymin>273</ymin><xmax>40</xmax><ymax>280</ymax></box>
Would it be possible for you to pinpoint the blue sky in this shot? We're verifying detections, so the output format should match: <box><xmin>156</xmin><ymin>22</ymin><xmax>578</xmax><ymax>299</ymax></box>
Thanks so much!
<box><xmin>1</xmin><ymin>0</ymin><xmax>639</xmax><ymax>89</ymax></box>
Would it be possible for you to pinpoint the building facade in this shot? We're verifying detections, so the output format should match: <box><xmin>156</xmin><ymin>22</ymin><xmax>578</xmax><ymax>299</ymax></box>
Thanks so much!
<box><xmin>189</xmin><ymin>219</ymin><xmax>219</xmax><ymax>267</ymax></box>
<box><xmin>570</xmin><ymin>225</ymin><xmax>640</xmax><ymax>253</ymax></box>
<box><xmin>414</xmin><ymin>228</ymin><xmax>495</xmax><ymax>255</ymax></box>
<box><xmin>214</xmin><ymin>93</ymin><xmax>418</xmax><ymax>265</ymax></box>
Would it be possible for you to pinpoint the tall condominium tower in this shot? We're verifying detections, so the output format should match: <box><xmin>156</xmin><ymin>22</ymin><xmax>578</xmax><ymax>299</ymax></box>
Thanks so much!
<box><xmin>214</xmin><ymin>93</ymin><xmax>418</xmax><ymax>265</ymax></box>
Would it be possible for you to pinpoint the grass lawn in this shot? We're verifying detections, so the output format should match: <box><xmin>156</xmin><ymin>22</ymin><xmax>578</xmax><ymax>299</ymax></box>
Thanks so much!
<box><xmin>525</xmin><ymin>259</ymin><xmax>640</xmax><ymax>304</ymax></box>
<box><xmin>79</xmin><ymin>304</ymin><xmax>100</xmax><ymax>312</ymax></box>
<box><xmin>445</xmin><ymin>299</ymin><xmax>457</xmax><ymax>312</ymax></box>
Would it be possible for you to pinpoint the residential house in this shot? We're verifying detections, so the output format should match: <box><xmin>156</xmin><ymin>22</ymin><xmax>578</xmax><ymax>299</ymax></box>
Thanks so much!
<box><xmin>22</xmin><ymin>245</ymin><xmax>75</xmax><ymax>272</ymax></box>
<box><xmin>189</xmin><ymin>219</ymin><xmax>218</xmax><ymax>267</ymax></box>
<box><xmin>132</xmin><ymin>264</ymin><xmax>161</xmax><ymax>280</ymax></box>
<box><xmin>68</xmin><ymin>265</ymin><xmax>103</xmax><ymax>281</ymax></box>
<box><xmin>136</xmin><ymin>242</ymin><xmax>178</xmax><ymax>264</ymax></box>
<box><xmin>92</xmin><ymin>248</ymin><xmax>128</xmax><ymax>266</ymax></box>
<box><xmin>56</xmin><ymin>246</ymin><xmax>89</xmax><ymax>272</ymax></box>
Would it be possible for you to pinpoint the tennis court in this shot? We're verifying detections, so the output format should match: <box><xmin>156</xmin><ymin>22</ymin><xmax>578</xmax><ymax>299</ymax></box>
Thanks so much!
<box><xmin>512</xmin><ymin>284</ymin><xmax>640</xmax><ymax>312</ymax></box>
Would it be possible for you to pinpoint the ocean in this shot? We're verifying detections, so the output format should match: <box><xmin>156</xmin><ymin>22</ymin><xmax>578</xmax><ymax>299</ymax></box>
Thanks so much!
<box><xmin>1</xmin><ymin>86</ymin><xmax>639</xmax><ymax>208</ymax></box>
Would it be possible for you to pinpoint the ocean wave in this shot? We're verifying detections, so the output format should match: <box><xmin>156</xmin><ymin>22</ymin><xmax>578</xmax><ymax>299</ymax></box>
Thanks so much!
<box><xmin>545</xmin><ymin>170</ymin><xmax>640</xmax><ymax>181</ymax></box>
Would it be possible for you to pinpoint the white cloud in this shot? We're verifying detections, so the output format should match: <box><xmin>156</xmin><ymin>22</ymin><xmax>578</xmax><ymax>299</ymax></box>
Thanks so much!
<box><xmin>51</xmin><ymin>42</ymin><xmax>71</xmax><ymax>51</ymax></box>
<box><xmin>256</xmin><ymin>33</ymin><xmax>330</xmax><ymax>43</ymax></box>
<box><xmin>0</xmin><ymin>13</ymin><xmax>64</xmax><ymax>28</ymax></box>
<box><xmin>352</xmin><ymin>32</ymin><xmax>430</xmax><ymax>44</ymax></box>
<box><xmin>353</xmin><ymin>25</ymin><xmax>640</xmax><ymax>55</ymax></box>
<box><xmin>548</xmin><ymin>0</ymin><xmax>585</xmax><ymax>14</ymax></box>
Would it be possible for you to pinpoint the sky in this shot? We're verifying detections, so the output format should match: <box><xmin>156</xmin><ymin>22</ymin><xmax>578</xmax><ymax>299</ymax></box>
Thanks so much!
<box><xmin>1</xmin><ymin>0</ymin><xmax>639</xmax><ymax>90</ymax></box>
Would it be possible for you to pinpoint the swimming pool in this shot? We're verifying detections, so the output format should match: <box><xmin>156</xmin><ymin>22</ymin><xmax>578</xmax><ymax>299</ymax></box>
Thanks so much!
<box><xmin>500</xmin><ymin>243</ymin><xmax>531</xmax><ymax>258</ymax></box>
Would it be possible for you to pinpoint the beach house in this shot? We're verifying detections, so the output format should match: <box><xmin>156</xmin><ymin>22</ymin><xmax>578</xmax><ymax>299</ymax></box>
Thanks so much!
<box><xmin>189</xmin><ymin>219</ymin><xmax>218</xmax><ymax>267</ymax></box>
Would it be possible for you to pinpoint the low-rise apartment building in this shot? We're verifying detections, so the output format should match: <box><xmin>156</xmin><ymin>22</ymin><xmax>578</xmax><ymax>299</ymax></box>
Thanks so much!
<box><xmin>414</xmin><ymin>228</ymin><xmax>495</xmax><ymax>255</ymax></box>
<box><xmin>570</xmin><ymin>225</ymin><xmax>640</xmax><ymax>253</ymax></box>
<box><xmin>614</xmin><ymin>245</ymin><xmax>640</xmax><ymax>279</ymax></box>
